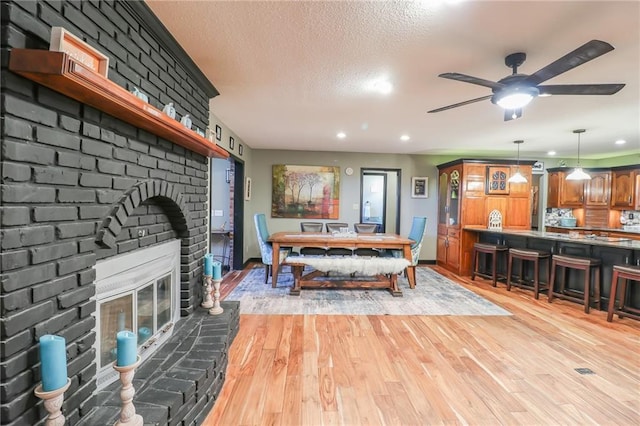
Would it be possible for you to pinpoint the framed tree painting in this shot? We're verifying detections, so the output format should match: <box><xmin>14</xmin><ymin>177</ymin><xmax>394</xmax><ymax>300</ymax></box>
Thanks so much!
<box><xmin>271</xmin><ymin>164</ymin><xmax>340</xmax><ymax>219</ymax></box>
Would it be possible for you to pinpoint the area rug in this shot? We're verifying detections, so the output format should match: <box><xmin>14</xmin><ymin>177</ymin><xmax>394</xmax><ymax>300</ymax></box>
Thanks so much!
<box><xmin>224</xmin><ymin>267</ymin><xmax>511</xmax><ymax>316</ymax></box>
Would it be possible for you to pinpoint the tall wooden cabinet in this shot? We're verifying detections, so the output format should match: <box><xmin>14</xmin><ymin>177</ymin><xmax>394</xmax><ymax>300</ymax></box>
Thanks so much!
<box><xmin>437</xmin><ymin>165</ymin><xmax>462</xmax><ymax>271</ymax></box>
<box><xmin>437</xmin><ymin>159</ymin><xmax>534</xmax><ymax>276</ymax></box>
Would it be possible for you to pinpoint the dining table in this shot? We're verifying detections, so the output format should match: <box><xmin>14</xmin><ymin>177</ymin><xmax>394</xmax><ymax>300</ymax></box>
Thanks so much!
<box><xmin>268</xmin><ymin>231</ymin><xmax>416</xmax><ymax>288</ymax></box>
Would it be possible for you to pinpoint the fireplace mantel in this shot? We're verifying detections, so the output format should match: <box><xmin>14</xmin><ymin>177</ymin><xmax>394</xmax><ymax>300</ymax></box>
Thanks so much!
<box><xmin>9</xmin><ymin>49</ymin><xmax>229</xmax><ymax>159</ymax></box>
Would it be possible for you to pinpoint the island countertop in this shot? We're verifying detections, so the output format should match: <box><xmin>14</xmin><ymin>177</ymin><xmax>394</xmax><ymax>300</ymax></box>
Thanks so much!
<box><xmin>545</xmin><ymin>225</ymin><xmax>640</xmax><ymax>235</ymax></box>
<box><xmin>464</xmin><ymin>227</ymin><xmax>640</xmax><ymax>250</ymax></box>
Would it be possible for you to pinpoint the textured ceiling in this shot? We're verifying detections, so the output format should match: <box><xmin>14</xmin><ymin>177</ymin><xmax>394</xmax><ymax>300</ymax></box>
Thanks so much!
<box><xmin>146</xmin><ymin>0</ymin><xmax>639</xmax><ymax>161</ymax></box>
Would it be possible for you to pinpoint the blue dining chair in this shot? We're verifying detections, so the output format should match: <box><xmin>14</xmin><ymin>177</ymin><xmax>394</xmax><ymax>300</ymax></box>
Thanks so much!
<box><xmin>254</xmin><ymin>213</ymin><xmax>295</xmax><ymax>284</ymax></box>
<box><xmin>385</xmin><ymin>216</ymin><xmax>427</xmax><ymax>287</ymax></box>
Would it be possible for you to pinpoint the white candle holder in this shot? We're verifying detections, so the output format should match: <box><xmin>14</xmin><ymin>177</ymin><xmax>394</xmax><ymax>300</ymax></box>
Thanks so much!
<box><xmin>201</xmin><ymin>275</ymin><xmax>213</xmax><ymax>308</ymax></box>
<box><xmin>34</xmin><ymin>378</ymin><xmax>71</xmax><ymax>426</ymax></box>
<box><xmin>209</xmin><ymin>278</ymin><xmax>224</xmax><ymax>315</ymax></box>
<box><xmin>112</xmin><ymin>355</ymin><xmax>143</xmax><ymax>426</ymax></box>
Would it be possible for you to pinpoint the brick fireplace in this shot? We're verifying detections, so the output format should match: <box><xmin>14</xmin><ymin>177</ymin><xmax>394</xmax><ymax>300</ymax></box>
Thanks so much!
<box><xmin>1</xmin><ymin>1</ymin><xmax>238</xmax><ymax>424</ymax></box>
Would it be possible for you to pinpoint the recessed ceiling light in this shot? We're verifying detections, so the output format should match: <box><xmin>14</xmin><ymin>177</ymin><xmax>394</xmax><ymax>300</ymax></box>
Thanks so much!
<box><xmin>400</xmin><ymin>135</ymin><xmax>410</xmax><ymax>141</ymax></box>
<box><xmin>615</xmin><ymin>139</ymin><xmax>626</xmax><ymax>145</ymax></box>
<box><xmin>336</xmin><ymin>132</ymin><xmax>346</xmax><ymax>139</ymax></box>
<box><xmin>365</xmin><ymin>78</ymin><xmax>393</xmax><ymax>95</ymax></box>
<box><xmin>374</xmin><ymin>80</ymin><xmax>393</xmax><ymax>95</ymax></box>
<box><xmin>547</xmin><ymin>151</ymin><xmax>556</xmax><ymax>156</ymax></box>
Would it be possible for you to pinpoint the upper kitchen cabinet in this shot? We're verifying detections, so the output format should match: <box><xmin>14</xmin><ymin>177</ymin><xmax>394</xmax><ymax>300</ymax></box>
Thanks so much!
<box><xmin>611</xmin><ymin>167</ymin><xmax>639</xmax><ymax>210</ymax></box>
<box><xmin>584</xmin><ymin>171</ymin><xmax>611</xmax><ymax>207</ymax></box>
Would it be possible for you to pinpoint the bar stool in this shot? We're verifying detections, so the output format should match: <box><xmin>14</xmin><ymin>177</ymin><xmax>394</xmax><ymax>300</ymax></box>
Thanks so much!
<box><xmin>548</xmin><ymin>254</ymin><xmax>601</xmax><ymax>313</ymax></box>
<box><xmin>471</xmin><ymin>243</ymin><xmax>508</xmax><ymax>287</ymax></box>
<box><xmin>607</xmin><ymin>265</ymin><xmax>640</xmax><ymax>322</ymax></box>
<box><xmin>506</xmin><ymin>248</ymin><xmax>551</xmax><ymax>299</ymax></box>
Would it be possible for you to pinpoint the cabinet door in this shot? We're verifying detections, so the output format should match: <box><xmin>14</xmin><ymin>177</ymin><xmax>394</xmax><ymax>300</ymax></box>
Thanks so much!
<box><xmin>560</xmin><ymin>178</ymin><xmax>585</xmax><ymax>207</ymax></box>
<box><xmin>509</xmin><ymin>165</ymin><xmax>531</xmax><ymax>196</ymax></box>
<box><xmin>504</xmin><ymin>198</ymin><xmax>532</xmax><ymax>229</ymax></box>
<box><xmin>635</xmin><ymin>173</ymin><xmax>640</xmax><ymax>210</ymax></box>
<box><xmin>610</xmin><ymin>169</ymin><xmax>636</xmax><ymax>209</ymax></box>
<box><xmin>436</xmin><ymin>235</ymin><xmax>447</xmax><ymax>264</ymax></box>
<box><xmin>438</xmin><ymin>172</ymin><xmax>449</xmax><ymax>225</ymax></box>
<box><xmin>448</xmin><ymin>169</ymin><xmax>461</xmax><ymax>227</ymax></box>
<box><xmin>447</xmin><ymin>236</ymin><xmax>460</xmax><ymax>271</ymax></box>
<box><xmin>462</xmin><ymin>196</ymin><xmax>486</xmax><ymax>227</ymax></box>
<box><xmin>547</xmin><ymin>171</ymin><xmax>561</xmax><ymax>208</ymax></box>
<box><xmin>585</xmin><ymin>172</ymin><xmax>610</xmax><ymax>206</ymax></box>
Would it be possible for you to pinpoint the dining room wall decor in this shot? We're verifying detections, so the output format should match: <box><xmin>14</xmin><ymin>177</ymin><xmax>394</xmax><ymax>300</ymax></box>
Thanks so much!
<box><xmin>271</xmin><ymin>164</ymin><xmax>340</xmax><ymax>219</ymax></box>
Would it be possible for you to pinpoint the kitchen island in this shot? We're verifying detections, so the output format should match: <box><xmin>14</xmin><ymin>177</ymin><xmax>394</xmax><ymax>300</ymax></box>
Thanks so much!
<box><xmin>464</xmin><ymin>227</ymin><xmax>640</xmax><ymax>310</ymax></box>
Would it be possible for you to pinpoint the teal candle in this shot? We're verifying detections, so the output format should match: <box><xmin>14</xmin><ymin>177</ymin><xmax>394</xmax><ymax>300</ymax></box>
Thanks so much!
<box><xmin>117</xmin><ymin>311</ymin><xmax>126</xmax><ymax>331</ymax></box>
<box><xmin>39</xmin><ymin>335</ymin><xmax>67</xmax><ymax>391</ymax></box>
<box><xmin>204</xmin><ymin>253</ymin><xmax>213</xmax><ymax>276</ymax></box>
<box><xmin>116</xmin><ymin>330</ymin><xmax>137</xmax><ymax>366</ymax></box>
<box><xmin>212</xmin><ymin>261</ymin><xmax>222</xmax><ymax>280</ymax></box>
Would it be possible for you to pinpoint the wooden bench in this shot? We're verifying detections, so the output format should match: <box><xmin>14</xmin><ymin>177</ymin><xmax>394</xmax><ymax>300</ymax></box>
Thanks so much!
<box><xmin>283</xmin><ymin>256</ymin><xmax>410</xmax><ymax>297</ymax></box>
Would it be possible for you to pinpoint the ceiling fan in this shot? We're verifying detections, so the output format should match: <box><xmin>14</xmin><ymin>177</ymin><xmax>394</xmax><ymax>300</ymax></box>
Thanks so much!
<box><xmin>427</xmin><ymin>40</ymin><xmax>625</xmax><ymax>121</ymax></box>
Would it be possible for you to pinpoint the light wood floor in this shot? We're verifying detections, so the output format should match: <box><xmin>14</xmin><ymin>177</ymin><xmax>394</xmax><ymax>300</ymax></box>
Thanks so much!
<box><xmin>205</xmin><ymin>265</ymin><xmax>640</xmax><ymax>426</ymax></box>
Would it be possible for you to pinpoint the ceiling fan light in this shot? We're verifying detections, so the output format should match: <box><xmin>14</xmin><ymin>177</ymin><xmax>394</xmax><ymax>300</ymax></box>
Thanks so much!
<box><xmin>496</xmin><ymin>92</ymin><xmax>534</xmax><ymax>109</ymax></box>
<box><xmin>508</xmin><ymin>171</ymin><xmax>528</xmax><ymax>183</ymax></box>
<box><xmin>566</xmin><ymin>167</ymin><xmax>591</xmax><ymax>181</ymax></box>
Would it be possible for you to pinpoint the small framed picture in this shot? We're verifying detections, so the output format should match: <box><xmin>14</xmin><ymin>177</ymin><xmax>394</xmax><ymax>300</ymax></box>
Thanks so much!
<box><xmin>244</xmin><ymin>177</ymin><xmax>252</xmax><ymax>201</ymax></box>
<box><xmin>239</xmin><ymin>144</ymin><xmax>243</xmax><ymax>156</ymax></box>
<box><xmin>229</xmin><ymin>136</ymin><xmax>235</xmax><ymax>150</ymax></box>
<box><xmin>411</xmin><ymin>177</ymin><xmax>428</xmax><ymax>198</ymax></box>
<box><xmin>532</xmin><ymin>161</ymin><xmax>544</xmax><ymax>174</ymax></box>
<box><xmin>215</xmin><ymin>125</ymin><xmax>222</xmax><ymax>141</ymax></box>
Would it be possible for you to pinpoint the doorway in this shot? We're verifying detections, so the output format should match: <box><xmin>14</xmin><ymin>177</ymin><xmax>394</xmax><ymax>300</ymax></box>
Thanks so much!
<box><xmin>231</xmin><ymin>160</ymin><xmax>244</xmax><ymax>270</ymax></box>
<box><xmin>210</xmin><ymin>157</ymin><xmax>245</xmax><ymax>273</ymax></box>
<box><xmin>360</xmin><ymin>168</ymin><xmax>401</xmax><ymax>234</ymax></box>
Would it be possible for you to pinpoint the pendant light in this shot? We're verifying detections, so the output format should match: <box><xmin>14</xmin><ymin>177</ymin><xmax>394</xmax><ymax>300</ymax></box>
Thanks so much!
<box><xmin>508</xmin><ymin>140</ymin><xmax>527</xmax><ymax>183</ymax></box>
<box><xmin>566</xmin><ymin>129</ymin><xmax>591</xmax><ymax>181</ymax></box>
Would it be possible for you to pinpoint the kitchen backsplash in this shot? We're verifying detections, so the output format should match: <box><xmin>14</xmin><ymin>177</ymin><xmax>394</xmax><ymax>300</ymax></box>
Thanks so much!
<box><xmin>544</xmin><ymin>208</ymin><xmax>574</xmax><ymax>227</ymax></box>
<box><xmin>544</xmin><ymin>208</ymin><xmax>640</xmax><ymax>228</ymax></box>
<box><xmin>619</xmin><ymin>210</ymin><xmax>640</xmax><ymax>227</ymax></box>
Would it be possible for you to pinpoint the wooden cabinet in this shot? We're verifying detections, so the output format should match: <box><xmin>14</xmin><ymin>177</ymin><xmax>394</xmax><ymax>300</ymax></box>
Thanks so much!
<box><xmin>611</xmin><ymin>168</ymin><xmax>638</xmax><ymax>209</ymax></box>
<box><xmin>437</xmin><ymin>159</ymin><xmax>534</xmax><ymax>276</ymax></box>
<box><xmin>560</xmin><ymin>178</ymin><xmax>585</xmax><ymax>207</ymax></box>
<box><xmin>546</xmin><ymin>165</ymin><xmax>638</xmax><ymax>229</ymax></box>
<box><xmin>547</xmin><ymin>170</ymin><xmax>584</xmax><ymax>208</ymax></box>
<box><xmin>437</xmin><ymin>165</ymin><xmax>462</xmax><ymax>273</ymax></box>
<box><xmin>547</xmin><ymin>171</ymin><xmax>561</xmax><ymax>208</ymax></box>
<box><xmin>504</xmin><ymin>197</ymin><xmax>532</xmax><ymax>229</ymax></box>
<box><xmin>585</xmin><ymin>172</ymin><xmax>611</xmax><ymax>206</ymax></box>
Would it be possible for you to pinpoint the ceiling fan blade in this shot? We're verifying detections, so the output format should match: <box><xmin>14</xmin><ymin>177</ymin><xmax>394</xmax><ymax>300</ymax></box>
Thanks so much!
<box><xmin>504</xmin><ymin>108</ymin><xmax>522</xmax><ymax>121</ymax></box>
<box><xmin>428</xmin><ymin>95</ymin><xmax>493</xmax><ymax>113</ymax></box>
<box><xmin>537</xmin><ymin>83</ymin><xmax>625</xmax><ymax>95</ymax></box>
<box><xmin>523</xmin><ymin>40</ymin><xmax>615</xmax><ymax>86</ymax></box>
<box><xmin>439</xmin><ymin>73</ymin><xmax>504</xmax><ymax>90</ymax></box>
